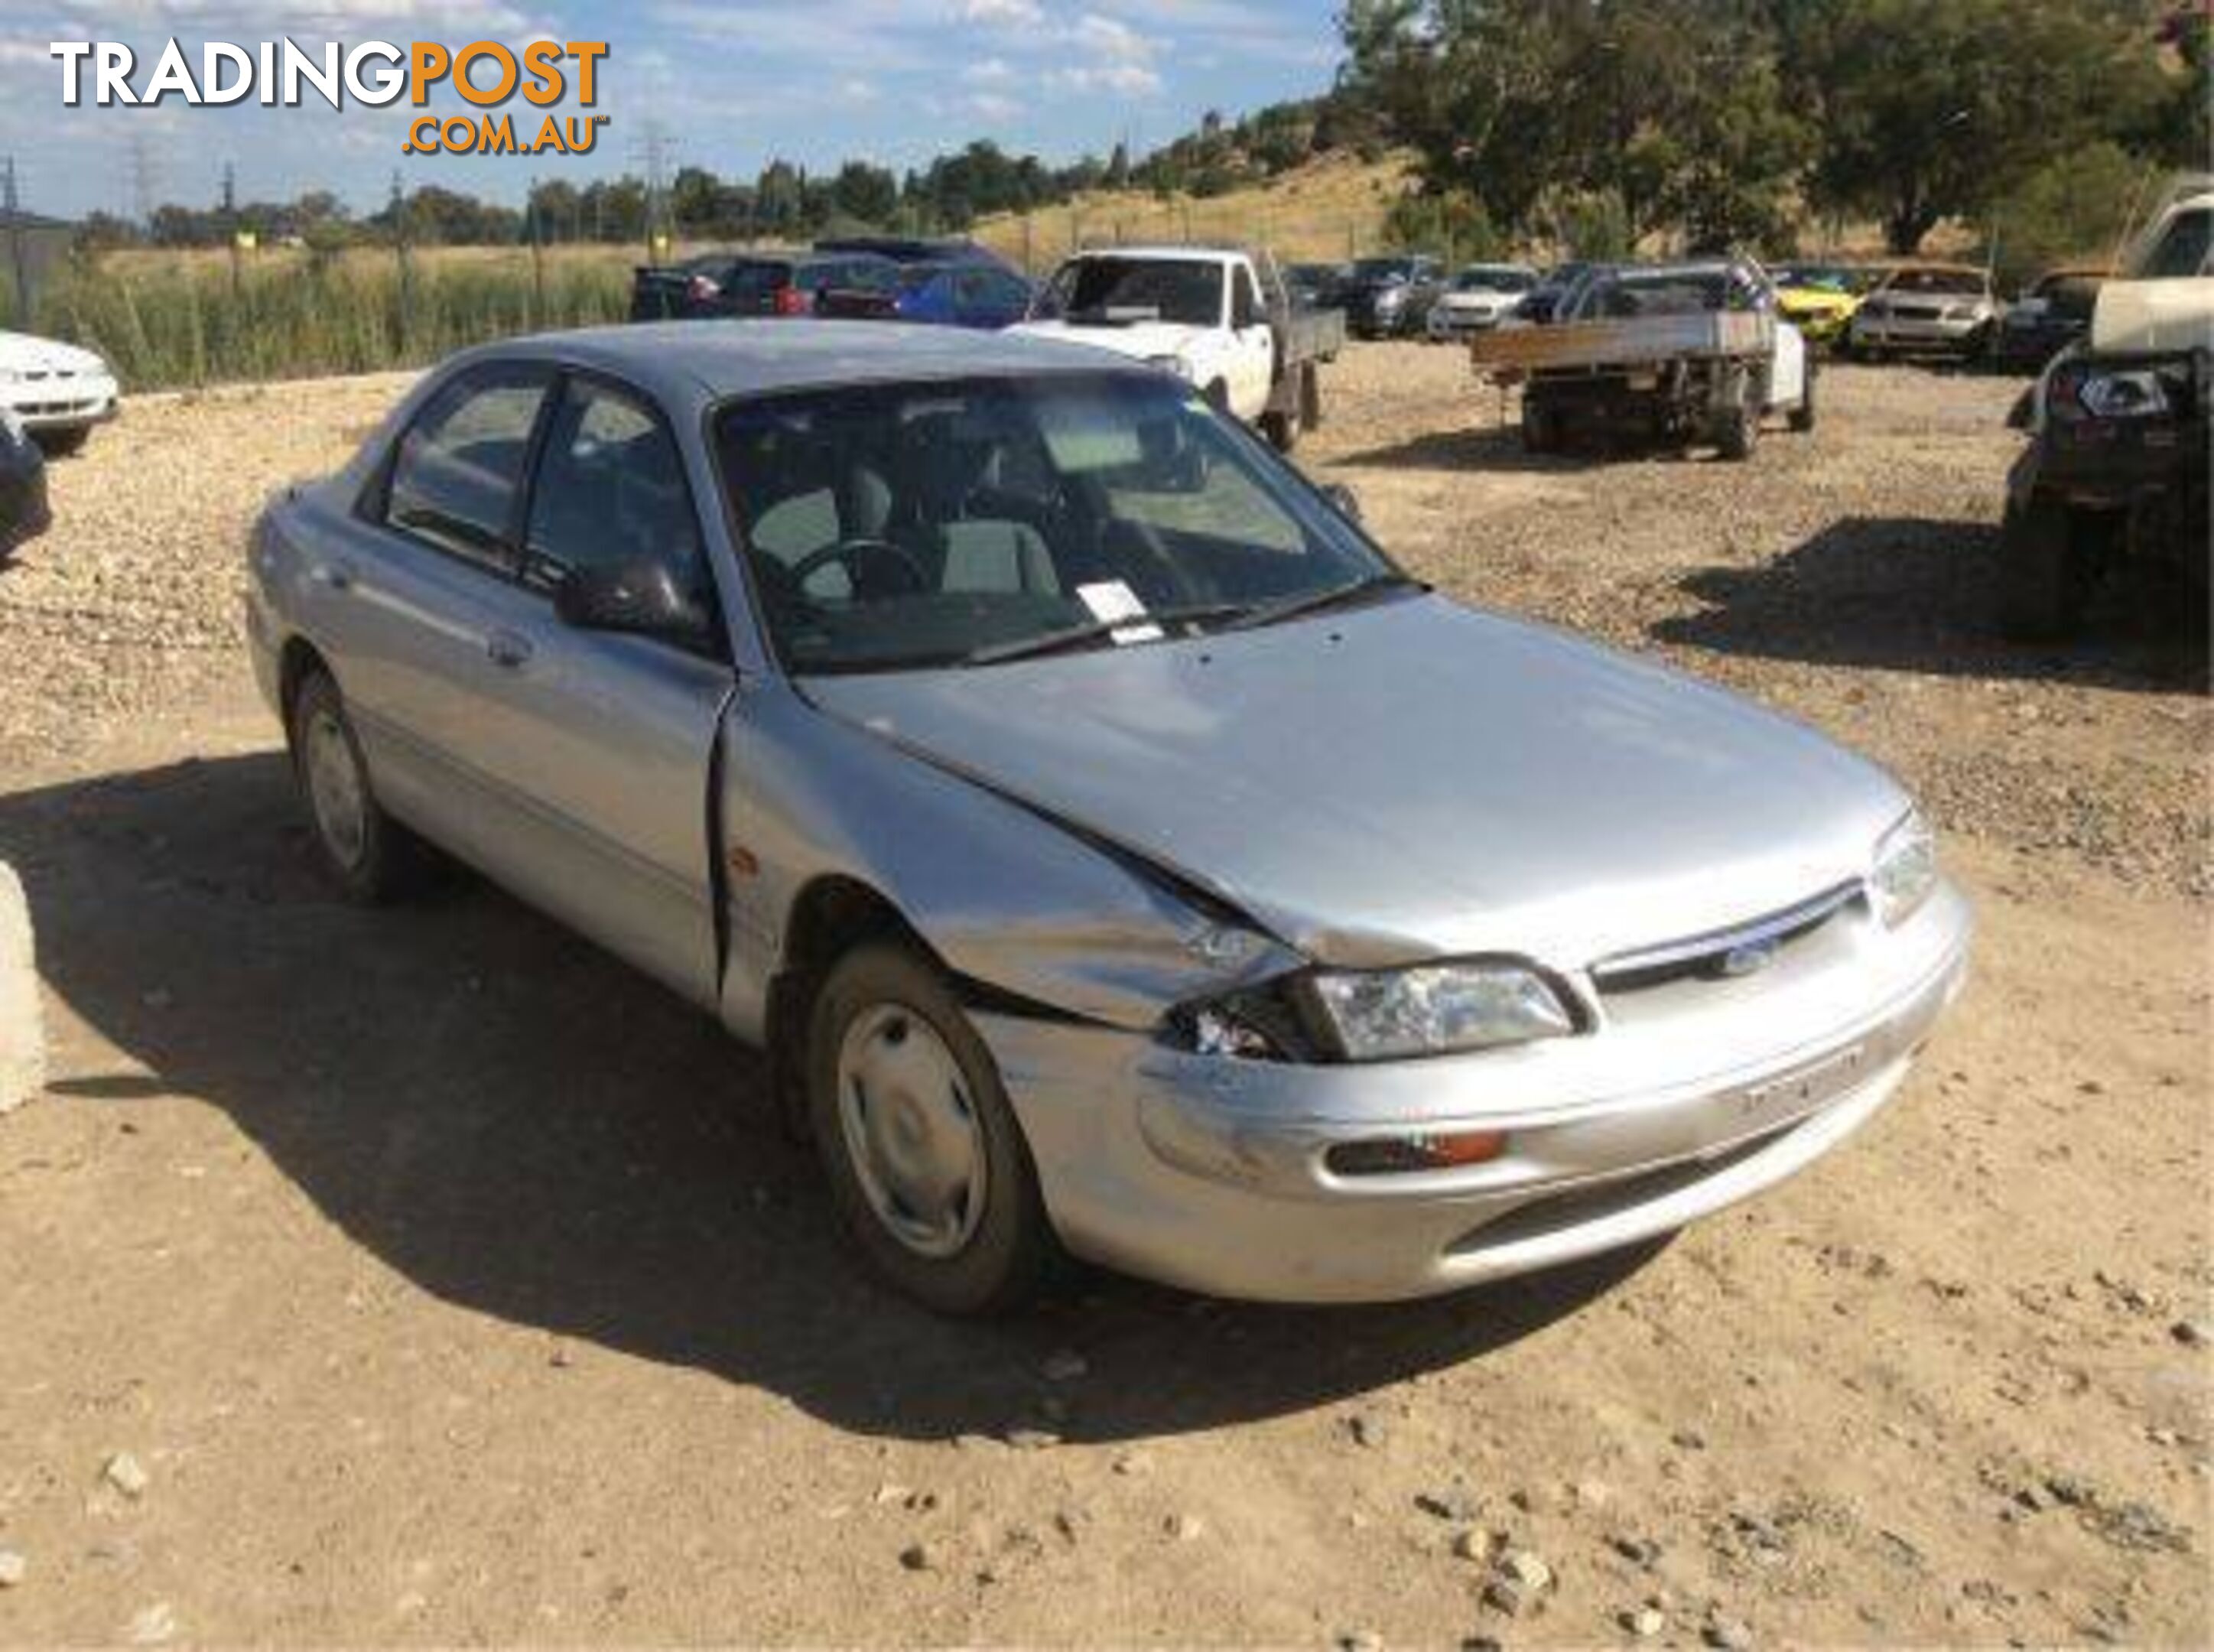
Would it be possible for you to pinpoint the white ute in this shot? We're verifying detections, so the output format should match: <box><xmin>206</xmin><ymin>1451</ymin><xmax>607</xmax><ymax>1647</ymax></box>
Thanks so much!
<box><xmin>1013</xmin><ymin>246</ymin><xmax>1341</xmax><ymax>450</ymax></box>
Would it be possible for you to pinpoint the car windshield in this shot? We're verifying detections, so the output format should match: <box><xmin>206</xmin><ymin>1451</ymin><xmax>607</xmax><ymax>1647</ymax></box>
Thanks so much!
<box><xmin>1779</xmin><ymin>266</ymin><xmax>1853</xmax><ymax>292</ymax></box>
<box><xmin>1049</xmin><ymin>258</ymin><xmax>1223</xmax><ymax>325</ymax></box>
<box><xmin>1580</xmin><ymin>268</ymin><xmax>1754</xmax><ymax>317</ymax></box>
<box><xmin>1351</xmin><ymin>257</ymin><xmax>1417</xmax><ymax>281</ymax></box>
<box><xmin>717</xmin><ymin>372</ymin><xmax>1400</xmax><ymax>676</ymax></box>
<box><xmin>1885</xmin><ymin>268</ymin><xmax>1987</xmax><ymax>296</ymax></box>
<box><xmin>1454</xmin><ymin>268</ymin><xmax>1533</xmax><ymax>292</ymax></box>
<box><xmin>2137</xmin><ymin>206</ymin><xmax>2212</xmax><ymax>279</ymax></box>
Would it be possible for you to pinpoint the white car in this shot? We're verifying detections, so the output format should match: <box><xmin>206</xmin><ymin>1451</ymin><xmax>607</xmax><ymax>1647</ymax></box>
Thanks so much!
<box><xmin>1426</xmin><ymin>263</ymin><xmax>1540</xmax><ymax>340</ymax></box>
<box><xmin>0</xmin><ymin>330</ymin><xmax>119</xmax><ymax>454</ymax></box>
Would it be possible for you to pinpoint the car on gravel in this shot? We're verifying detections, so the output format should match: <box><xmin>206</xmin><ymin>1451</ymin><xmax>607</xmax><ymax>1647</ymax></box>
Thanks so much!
<box><xmin>1994</xmin><ymin>266</ymin><xmax>2110</xmax><ymax>376</ymax></box>
<box><xmin>1998</xmin><ymin>180</ymin><xmax>2211</xmax><ymax>639</ymax></box>
<box><xmin>0</xmin><ymin>408</ymin><xmax>49</xmax><ymax>558</ymax></box>
<box><xmin>1337</xmin><ymin>253</ymin><xmax>1447</xmax><ymax>338</ymax></box>
<box><xmin>1425</xmin><ymin>264</ymin><xmax>1539</xmax><ymax>342</ymax></box>
<box><xmin>0</xmin><ymin>327</ymin><xmax>119</xmax><ymax>455</ymax></box>
<box><xmin>812</xmin><ymin>261</ymin><xmax>1035</xmax><ymax>330</ymax></box>
<box><xmin>1770</xmin><ymin>264</ymin><xmax>1878</xmax><ymax>353</ymax></box>
<box><xmin>629</xmin><ymin>248</ymin><xmax>898</xmax><ymax>320</ymax></box>
<box><xmin>245</xmin><ymin>320</ymin><xmax>1972</xmax><ymax>1312</ymax></box>
<box><xmin>1847</xmin><ymin>264</ymin><xmax>2001</xmax><ymax>363</ymax></box>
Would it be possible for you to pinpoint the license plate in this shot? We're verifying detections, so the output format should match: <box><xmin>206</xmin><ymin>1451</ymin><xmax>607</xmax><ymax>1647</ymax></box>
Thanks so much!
<box><xmin>1733</xmin><ymin>1042</ymin><xmax>1867</xmax><ymax>1128</ymax></box>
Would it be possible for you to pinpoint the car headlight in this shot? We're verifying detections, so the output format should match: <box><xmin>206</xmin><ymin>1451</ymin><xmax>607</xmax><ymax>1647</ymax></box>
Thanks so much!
<box><xmin>1943</xmin><ymin>304</ymin><xmax>1985</xmax><ymax>322</ymax></box>
<box><xmin>2049</xmin><ymin>357</ymin><xmax>2196</xmax><ymax>422</ymax></box>
<box><xmin>1146</xmin><ymin>353</ymin><xmax>1195</xmax><ymax>381</ymax></box>
<box><xmin>1871</xmin><ymin>809</ymin><xmax>1939</xmax><ymax>928</ymax></box>
<box><xmin>1306</xmin><ymin>961</ymin><xmax>1575</xmax><ymax>1061</ymax></box>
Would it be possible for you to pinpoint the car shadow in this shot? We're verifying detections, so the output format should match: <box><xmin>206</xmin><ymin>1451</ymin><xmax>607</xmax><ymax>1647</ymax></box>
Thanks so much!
<box><xmin>1332</xmin><ymin>421</ymin><xmax>1671</xmax><ymax>474</ymax></box>
<box><xmin>1651</xmin><ymin>515</ymin><xmax>2209</xmax><ymax>694</ymax></box>
<box><xmin>0</xmin><ymin>752</ymin><xmax>1657</xmax><ymax>1444</ymax></box>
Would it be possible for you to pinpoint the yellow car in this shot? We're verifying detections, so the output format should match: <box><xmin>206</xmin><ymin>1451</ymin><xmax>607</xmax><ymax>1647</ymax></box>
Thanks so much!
<box><xmin>1772</xmin><ymin>264</ymin><xmax>1881</xmax><ymax>350</ymax></box>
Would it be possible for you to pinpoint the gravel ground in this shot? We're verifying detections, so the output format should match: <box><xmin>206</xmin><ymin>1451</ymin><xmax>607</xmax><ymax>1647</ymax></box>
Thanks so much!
<box><xmin>0</xmin><ymin>344</ymin><xmax>2206</xmax><ymax>1647</ymax></box>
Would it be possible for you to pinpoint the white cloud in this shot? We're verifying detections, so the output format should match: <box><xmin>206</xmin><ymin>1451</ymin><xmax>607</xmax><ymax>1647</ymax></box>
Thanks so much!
<box><xmin>958</xmin><ymin>0</ymin><xmax>1042</xmax><ymax>24</ymax></box>
<box><xmin>1048</xmin><ymin>60</ymin><xmax>1160</xmax><ymax>96</ymax></box>
<box><xmin>1071</xmin><ymin>12</ymin><xmax>1153</xmax><ymax>63</ymax></box>
<box><xmin>963</xmin><ymin>89</ymin><xmax>1019</xmax><ymax>121</ymax></box>
<box><xmin>960</xmin><ymin>56</ymin><xmax>1012</xmax><ymax>84</ymax></box>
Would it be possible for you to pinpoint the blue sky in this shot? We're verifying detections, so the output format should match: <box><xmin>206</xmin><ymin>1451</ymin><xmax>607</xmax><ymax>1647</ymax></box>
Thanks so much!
<box><xmin>0</xmin><ymin>1</ymin><xmax>1344</xmax><ymax>221</ymax></box>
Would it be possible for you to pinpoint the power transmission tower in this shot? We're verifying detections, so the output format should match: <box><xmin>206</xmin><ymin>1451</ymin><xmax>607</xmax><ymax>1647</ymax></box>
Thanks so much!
<box><xmin>127</xmin><ymin>134</ymin><xmax>159</xmax><ymax>230</ymax></box>
<box><xmin>632</xmin><ymin>119</ymin><xmax>676</xmax><ymax>254</ymax></box>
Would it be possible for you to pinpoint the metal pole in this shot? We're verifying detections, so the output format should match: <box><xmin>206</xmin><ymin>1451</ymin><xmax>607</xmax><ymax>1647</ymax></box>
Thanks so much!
<box><xmin>3</xmin><ymin>158</ymin><xmax>29</xmax><ymax>328</ymax></box>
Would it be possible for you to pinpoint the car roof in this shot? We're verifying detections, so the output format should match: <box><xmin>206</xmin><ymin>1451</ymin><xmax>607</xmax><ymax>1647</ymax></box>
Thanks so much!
<box><xmin>1068</xmin><ymin>245</ymin><xmax>1246</xmax><ymax>262</ymax></box>
<box><xmin>460</xmin><ymin>320</ymin><xmax>1145</xmax><ymax>409</ymax></box>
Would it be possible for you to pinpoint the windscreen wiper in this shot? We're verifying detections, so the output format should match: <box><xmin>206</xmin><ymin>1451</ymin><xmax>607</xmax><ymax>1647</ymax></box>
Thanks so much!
<box><xmin>963</xmin><ymin>601</ymin><xmax>1250</xmax><ymax>667</ymax></box>
<box><xmin>1220</xmin><ymin>573</ymin><xmax>1425</xmax><ymax>633</ymax></box>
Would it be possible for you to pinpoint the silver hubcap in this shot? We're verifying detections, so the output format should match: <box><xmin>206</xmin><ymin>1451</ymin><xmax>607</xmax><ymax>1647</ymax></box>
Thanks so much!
<box><xmin>303</xmin><ymin>710</ymin><xmax>368</xmax><ymax>870</ymax></box>
<box><xmin>836</xmin><ymin>1003</ymin><xmax>987</xmax><ymax>1260</ymax></box>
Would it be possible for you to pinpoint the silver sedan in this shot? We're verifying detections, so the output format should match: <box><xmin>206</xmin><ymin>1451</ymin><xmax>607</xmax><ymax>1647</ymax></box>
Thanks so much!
<box><xmin>245</xmin><ymin>322</ymin><xmax>1970</xmax><ymax>1312</ymax></box>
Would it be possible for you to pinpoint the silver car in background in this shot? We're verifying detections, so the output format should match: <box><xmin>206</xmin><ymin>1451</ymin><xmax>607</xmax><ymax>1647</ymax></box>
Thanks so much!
<box><xmin>245</xmin><ymin>323</ymin><xmax>1970</xmax><ymax>1312</ymax></box>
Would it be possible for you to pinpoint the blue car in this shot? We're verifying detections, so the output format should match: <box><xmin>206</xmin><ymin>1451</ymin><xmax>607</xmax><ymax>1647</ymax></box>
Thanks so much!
<box><xmin>816</xmin><ymin>261</ymin><xmax>1035</xmax><ymax>330</ymax></box>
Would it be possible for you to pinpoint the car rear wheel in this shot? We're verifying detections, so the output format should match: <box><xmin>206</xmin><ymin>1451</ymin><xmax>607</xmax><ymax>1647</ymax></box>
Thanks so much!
<box><xmin>287</xmin><ymin>670</ymin><xmax>430</xmax><ymax>904</ymax></box>
<box><xmin>807</xmin><ymin>940</ymin><xmax>1061</xmax><ymax>1315</ymax></box>
<box><xmin>1788</xmin><ymin>358</ymin><xmax>1819</xmax><ymax>434</ymax></box>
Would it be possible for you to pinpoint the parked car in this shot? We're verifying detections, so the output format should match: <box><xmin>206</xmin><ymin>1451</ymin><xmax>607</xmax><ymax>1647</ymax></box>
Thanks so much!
<box><xmin>813</xmin><ymin>235</ymin><xmax>1018</xmax><ymax>275</ymax></box>
<box><xmin>1012</xmin><ymin>245</ymin><xmax>1343</xmax><ymax>448</ymax></box>
<box><xmin>0</xmin><ymin>328</ymin><xmax>119</xmax><ymax>455</ymax></box>
<box><xmin>1475</xmin><ymin>259</ymin><xmax>1815</xmax><ymax>459</ymax></box>
<box><xmin>0</xmin><ymin>408</ymin><xmax>49</xmax><ymax>560</ymax></box>
<box><xmin>1848</xmin><ymin>265</ymin><xmax>2000</xmax><ymax>363</ymax></box>
<box><xmin>1511</xmin><ymin>260</ymin><xmax>1597</xmax><ymax>327</ymax></box>
<box><xmin>1998</xmin><ymin>180</ymin><xmax>2211</xmax><ymax>639</ymax></box>
<box><xmin>1425</xmin><ymin>263</ymin><xmax>1539</xmax><ymax>341</ymax></box>
<box><xmin>245</xmin><ymin>321</ymin><xmax>1969</xmax><ymax>1312</ymax></box>
<box><xmin>814</xmin><ymin>261</ymin><xmax>1035</xmax><ymax>330</ymax></box>
<box><xmin>1994</xmin><ymin>267</ymin><xmax>2109</xmax><ymax>375</ymax></box>
<box><xmin>1284</xmin><ymin>261</ymin><xmax>1348</xmax><ymax>311</ymax></box>
<box><xmin>1337</xmin><ymin>254</ymin><xmax>1446</xmax><ymax>338</ymax></box>
<box><xmin>1770</xmin><ymin>264</ymin><xmax>1874</xmax><ymax>352</ymax></box>
<box><xmin>629</xmin><ymin>249</ymin><xmax>897</xmax><ymax>320</ymax></box>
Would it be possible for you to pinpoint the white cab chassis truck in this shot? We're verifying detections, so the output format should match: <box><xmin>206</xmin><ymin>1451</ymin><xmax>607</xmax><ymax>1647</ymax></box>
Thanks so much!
<box><xmin>1013</xmin><ymin>246</ymin><xmax>1344</xmax><ymax>451</ymax></box>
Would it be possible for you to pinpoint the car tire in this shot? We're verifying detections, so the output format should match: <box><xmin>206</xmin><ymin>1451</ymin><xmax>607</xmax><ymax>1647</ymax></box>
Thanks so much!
<box><xmin>1520</xmin><ymin>400</ymin><xmax>1559</xmax><ymax>454</ymax></box>
<box><xmin>1718</xmin><ymin>379</ymin><xmax>1763</xmax><ymax>461</ymax></box>
<box><xmin>287</xmin><ymin>669</ymin><xmax>431</xmax><ymax>905</ymax></box>
<box><xmin>33</xmin><ymin>425</ymin><xmax>89</xmax><ymax>458</ymax></box>
<box><xmin>1998</xmin><ymin>497</ymin><xmax>2092</xmax><ymax>642</ymax></box>
<box><xmin>1260</xmin><ymin>407</ymin><xmax>1300</xmax><ymax>453</ymax></box>
<box><xmin>1203</xmin><ymin>379</ymin><xmax>1231</xmax><ymax>416</ymax></box>
<box><xmin>1788</xmin><ymin>358</ymin><xmax>1819</xmax><ymax>434</ymax></box>
<box><xmin>807</xmin><ymin>939</ymin><xmax>1061</xmax><ymax>1315</ymax></box>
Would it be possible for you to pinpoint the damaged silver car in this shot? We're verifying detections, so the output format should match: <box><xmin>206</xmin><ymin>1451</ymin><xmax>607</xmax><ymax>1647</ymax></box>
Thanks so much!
<box><xmin>245</xmin><ymin>323</ymin><xmax>1971</xmax><ymax>1312</ymax></box>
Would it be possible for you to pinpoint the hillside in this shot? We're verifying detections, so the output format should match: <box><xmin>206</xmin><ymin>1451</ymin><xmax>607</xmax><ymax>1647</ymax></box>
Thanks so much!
<box><xmin>970</xmin><ymin>150</ymin><xmax>1416</xmax><ymax>273</ymax></box>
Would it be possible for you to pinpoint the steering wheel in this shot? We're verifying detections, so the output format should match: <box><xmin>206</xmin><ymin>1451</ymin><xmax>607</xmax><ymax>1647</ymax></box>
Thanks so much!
<box><xmin>788</xmin><ymin>538</ymin><xmax>930</xmax><ymax>600</ymax></box>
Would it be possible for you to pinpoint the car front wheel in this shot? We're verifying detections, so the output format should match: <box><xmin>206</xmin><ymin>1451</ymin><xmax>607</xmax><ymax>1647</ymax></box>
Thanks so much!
<box><xmin>807</xmin><ymin>940</ymin><xmax>1061</xmax><ymax>1314</ymax></box>
<box><xmin>288</xmin><ymin>670</ymin><xmax>429</xmax><ymax>903</ymax></box>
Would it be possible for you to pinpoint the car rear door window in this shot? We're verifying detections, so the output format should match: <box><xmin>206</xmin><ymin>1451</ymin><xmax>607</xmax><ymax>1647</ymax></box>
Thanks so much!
<box><xmin>382</xmin><ymin>365</ymin><xmax>551</xmax><ymax>571</ymax></box>
<box><xmin>524</xmin><ymin>377</ymin><xmax>704</xmax><ymax>598</ymax></box>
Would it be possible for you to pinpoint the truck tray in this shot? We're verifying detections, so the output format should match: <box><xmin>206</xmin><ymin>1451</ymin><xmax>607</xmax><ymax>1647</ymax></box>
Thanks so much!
<box><xmin>1471</xmin><ymin>310</ymin><xmax>1774</xmax><ymax>372</ymax></box>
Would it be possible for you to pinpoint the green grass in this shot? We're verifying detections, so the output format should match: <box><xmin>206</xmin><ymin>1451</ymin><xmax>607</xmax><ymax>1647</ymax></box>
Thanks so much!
<box><xmin>28</xmin><ymin>247</ymin><xmax>633</xmax><ymax>392</ymax></box>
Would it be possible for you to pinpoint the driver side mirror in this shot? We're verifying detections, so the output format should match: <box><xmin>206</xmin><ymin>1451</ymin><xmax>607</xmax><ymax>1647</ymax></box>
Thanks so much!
<box><xmin>554</xmin><ymin>557</ymin><xmax>715</xmax><ymax>648</ymax></box>
<box><xmin>1321</xmin><ymin>483</ymin><xmax>1363</xmax><ymax>523</ymax></box>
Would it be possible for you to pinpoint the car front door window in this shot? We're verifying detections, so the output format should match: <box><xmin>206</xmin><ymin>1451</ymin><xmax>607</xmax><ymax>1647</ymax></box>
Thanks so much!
<box><xmin>524</xmin><ymin>378</ymin><xmax>706</xmax><ymax>603</ymax></box>
<box><xmin>381</xmin><ymin>366</ymin><xmax>551</xmax><ymax>571</ymax></box>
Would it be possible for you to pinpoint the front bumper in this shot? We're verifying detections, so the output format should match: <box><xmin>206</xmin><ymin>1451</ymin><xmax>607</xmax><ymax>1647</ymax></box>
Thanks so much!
<box><xmin>982</xmin><ymin>881</ymin><xmax>1971</xmax><ymax>1303</ymax></box>
<box><xmin>3</xmin><ymin>381</ymin><xmax>119</xmax><ymax>432</ymax></box>
<box><xmin>1781</xmin><ymin>307</ymin><xmax>1852</xmax><ymax>345</ymax></box>
<box><xmin>1852</xmin><ymin>315</ymin><xmax>1986</xmax><ymax>354</ymax></box>
<box><xmin>1428</xmin><ymin>308</ymin><xmax>1506</xmax><ymax>339</ymax></box>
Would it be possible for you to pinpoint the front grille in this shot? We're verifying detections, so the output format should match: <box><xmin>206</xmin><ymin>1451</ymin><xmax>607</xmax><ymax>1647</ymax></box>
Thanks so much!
<box><xmin>1591</xmin><ymin>881</ymin><xmax>1863</xmax><ymax>995</ymax></box>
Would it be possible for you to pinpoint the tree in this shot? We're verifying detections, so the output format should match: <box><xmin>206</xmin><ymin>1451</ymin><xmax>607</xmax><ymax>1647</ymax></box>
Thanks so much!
<box><xmin>1785</xmin><ymin>0</ymin><xmax>2165</xmax><ymax>253</ymax></box>
<box><xmin>831</xmin><ymin>161</ymin><xmax>898</xmax><ymax>226</ymax></box>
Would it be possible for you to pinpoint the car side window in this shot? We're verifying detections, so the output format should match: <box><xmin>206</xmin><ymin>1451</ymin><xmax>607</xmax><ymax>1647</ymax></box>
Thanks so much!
<box><xmin>1233</xmin><ymin>266</ymin><xmax>1263</xmax><ymax>328</ymax></box>
<box><xmin>382</xmin><ymin>366</ymin><xmax>551</xmax><ymax>571</ymax></box>
<box><xmin>524</xmin><ymin>377</ymin><xmax>705</xmax><ymax>598</ymax></box>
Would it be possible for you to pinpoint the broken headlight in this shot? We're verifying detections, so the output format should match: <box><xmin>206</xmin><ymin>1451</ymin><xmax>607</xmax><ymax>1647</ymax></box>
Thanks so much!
<box><xmin>1305</xmin><ymin>961</ymin><xmax>1575</xmax><ymax>1061</ymax></box>
<box><xmin>2048</xmin><ymin>356</ymin><xmax>2197</xmax><ymax>422</ymax></box>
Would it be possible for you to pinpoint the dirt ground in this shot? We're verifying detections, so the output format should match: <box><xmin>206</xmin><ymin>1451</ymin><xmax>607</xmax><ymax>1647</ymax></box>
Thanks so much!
<box><xmin>0</xmin><ymin>345</ymin><xmax>2207</xmax><ymax>1648</ymax></box>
